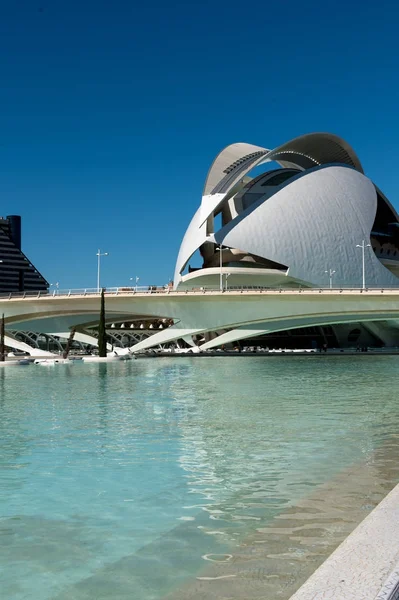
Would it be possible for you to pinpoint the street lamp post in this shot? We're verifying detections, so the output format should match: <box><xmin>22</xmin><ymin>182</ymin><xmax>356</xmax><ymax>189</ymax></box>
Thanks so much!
<box><xmin>96</xmin><ymin>249</ymin><xmax>109</xmax><ymax>293</ymax></box>
<box><xmin>356</xmin><ymin>240</ymin><xmax>371</xmax><ymax>290</ymax></box>
<box><xmin>130</xmin><ymin>276</ymin><xmax>139</xmax><ymax>292</ymax></box>
<box><xmin>324</xmin><ymin>269</ymin><xmax>336</xmax><ymax>289</ymax></box>
<box><xmin>219</xmin><ymin>244</ymin><xmax>223</xmax><ymax>292</ymax></box>
<box><xmin>50</xmin><ymin>282</ymin><xmax>59</xmax><ymax>295</ymax></box>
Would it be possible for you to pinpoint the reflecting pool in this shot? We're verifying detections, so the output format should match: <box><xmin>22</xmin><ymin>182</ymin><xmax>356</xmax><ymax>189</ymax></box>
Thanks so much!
<box><xmin>1</xmin><ymin>356</ymin><xmax>399</xmax><ymax>599</ymax></box>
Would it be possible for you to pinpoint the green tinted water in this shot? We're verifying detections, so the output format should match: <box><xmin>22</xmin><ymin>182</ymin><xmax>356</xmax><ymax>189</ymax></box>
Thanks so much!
<box><xmin>1</xmin><ymin>356</ymin><xmax>399</xmax><ymax>599</ymax></box>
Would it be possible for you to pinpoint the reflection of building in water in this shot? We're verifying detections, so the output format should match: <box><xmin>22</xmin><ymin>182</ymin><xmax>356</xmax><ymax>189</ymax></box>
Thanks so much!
<box><xmin>165</xmin><ymin>358</ymin><xmax>390</xmax><ymax>530</ymax></box>
<box><xmin>164</xmin><ymin>368</ymin><xmax>227</xmax><ymax>509</ymax></box>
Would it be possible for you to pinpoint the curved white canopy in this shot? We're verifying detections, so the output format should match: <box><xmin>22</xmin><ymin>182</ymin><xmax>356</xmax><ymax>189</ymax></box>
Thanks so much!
<box><xmin>203</xmin><ymin>133</ymin><xmax>364</xmax><ymax>198</ymax></box>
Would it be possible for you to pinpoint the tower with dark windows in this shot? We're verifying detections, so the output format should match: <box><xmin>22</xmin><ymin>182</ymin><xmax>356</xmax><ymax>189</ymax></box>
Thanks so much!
<box><xmin>0</xmin><ymin>215</ymin><xmax>48</xmax><ymax>293</ymax></box>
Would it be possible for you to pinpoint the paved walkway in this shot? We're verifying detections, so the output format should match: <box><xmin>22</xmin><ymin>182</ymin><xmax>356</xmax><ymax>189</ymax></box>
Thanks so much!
<box><xmin>289</xmin><ymin>483</ymin><xmax>399</xmax><ymax>600</ymax></box>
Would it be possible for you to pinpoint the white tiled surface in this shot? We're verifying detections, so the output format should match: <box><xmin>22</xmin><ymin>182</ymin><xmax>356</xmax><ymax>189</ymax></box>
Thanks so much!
<box><xmin>289</xmin><ymin>484</ymin><xmax>399</xmax><ymax>600</ymax></box>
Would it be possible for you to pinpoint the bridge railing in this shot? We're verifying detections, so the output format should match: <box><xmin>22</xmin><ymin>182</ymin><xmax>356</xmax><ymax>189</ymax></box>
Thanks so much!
<box><xmin>0</xmin><ymin>286</ymin><xmax>168</xmax><ymax>299</ymax></box>
<box><xmin>2</xmin><ymin>285</ymin><xmax>399</xmax><ymax>300</ymax></box>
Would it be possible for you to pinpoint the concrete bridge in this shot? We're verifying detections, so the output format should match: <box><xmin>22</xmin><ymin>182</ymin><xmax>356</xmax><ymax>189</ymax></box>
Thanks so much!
<box><xmin>1</xmin><ymin>287</ymin><xmax>399</xmax><ymax>352</ymax></box>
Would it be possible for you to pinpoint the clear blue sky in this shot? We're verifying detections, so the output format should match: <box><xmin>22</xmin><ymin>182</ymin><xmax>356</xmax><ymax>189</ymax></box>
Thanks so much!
<box><xmin>0</xmin><ymin>0</ymin><xmax>398</xmax><ymax>289</ymax></box>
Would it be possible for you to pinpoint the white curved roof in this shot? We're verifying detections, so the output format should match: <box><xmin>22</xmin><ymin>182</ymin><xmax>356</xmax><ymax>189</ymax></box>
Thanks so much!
<box><xmin>203</xmin><ymin>143</ymin><xmax>268</xmax><ymax>195</ymax></box>
<box><xmin>267</xmin><ymin>132</ymin><xmax>364</xmax><ymax>173</ymax></box>
<box><xmin>203</xmin><ymin>133</ymin><xmax>363</xmax><ymax>197</ymax></box>
<box><xmin>220</xmin><ymin>166</ymin><xmax>397</xmax><ymax>288</ymax></box>
<box><xmin>175</xmin><ymin>133</ymin><xmax>374</xmax><ymax>288</ymax></box>
<box><xmin>174</xmin><ymin>206</ymin><xmax>207</xmax><ymax>285</ymax></box>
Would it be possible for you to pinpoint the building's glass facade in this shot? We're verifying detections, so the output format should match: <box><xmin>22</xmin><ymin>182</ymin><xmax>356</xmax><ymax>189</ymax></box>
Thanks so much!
<box><xmin>0</xmin><ymin>215</ymin><xmax>48</xmax><ymax>293</ymax></box>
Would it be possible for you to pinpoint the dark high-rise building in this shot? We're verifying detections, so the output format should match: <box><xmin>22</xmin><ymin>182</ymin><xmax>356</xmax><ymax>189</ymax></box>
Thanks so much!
<box><xmin>0</xmin><ymin>215</ymin><xmax>49</xmax><ymax>293</ymax></box>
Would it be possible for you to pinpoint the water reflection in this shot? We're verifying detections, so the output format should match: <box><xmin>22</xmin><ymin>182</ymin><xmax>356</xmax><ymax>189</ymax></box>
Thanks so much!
<box><xmin>0</xmin><ymin>357</ymin><xmax>399</xmax><ymax>600</ymax></box>
<box><xmin>0</xmin><ymin>367</ymin><xmax>5</xmax><ymax>407</ymax></box>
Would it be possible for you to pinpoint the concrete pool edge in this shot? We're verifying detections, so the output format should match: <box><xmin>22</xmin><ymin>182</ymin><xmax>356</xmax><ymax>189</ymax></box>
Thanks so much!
<box><xmin>289</xmin><ymin>482</ymin><xmax>399</xmax><ymax>600</ymax></box>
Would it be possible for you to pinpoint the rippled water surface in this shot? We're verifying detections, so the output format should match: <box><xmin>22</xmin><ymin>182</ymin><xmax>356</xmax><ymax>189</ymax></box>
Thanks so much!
<box><xmin>1</xmin><ymin>356</ymin><xmax>399</xmax><ymax>599</ymax></box>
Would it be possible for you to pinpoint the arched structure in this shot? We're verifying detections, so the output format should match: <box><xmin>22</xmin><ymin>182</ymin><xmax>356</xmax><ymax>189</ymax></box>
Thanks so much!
<box><xmin>174</xmin><ymin>132</ymin><xmax>399</xmax><ymax>293</ymax></box>
<box><xmin>2</xmin><ymin>290</ymin><xmax>399</xmax><ymax>354</ymax></box>
<box><xmin>2</xmin><ymin>132</ymin><xmax>399</xmax><ymax>353</ymax></box>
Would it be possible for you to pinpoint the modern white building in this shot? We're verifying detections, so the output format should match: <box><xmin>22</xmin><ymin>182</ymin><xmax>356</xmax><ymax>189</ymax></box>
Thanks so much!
<box><xmin>172</xmin><ymin>132</ymin><xmax>399</xmax><ymax>348</ymax></box>
<box><xmin>3</xmin><ymin>133</ymin><xmax>399</xmax><ymax>353</ymax></box>
<box><xmin>175</xmin><ymin>133</ymin><xmax>399</xmax><ymax>292</ymax></box>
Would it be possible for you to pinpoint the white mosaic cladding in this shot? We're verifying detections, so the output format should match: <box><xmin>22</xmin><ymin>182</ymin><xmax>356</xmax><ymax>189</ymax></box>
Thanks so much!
<box><xmin>221</xmin><ymin>166</ymin><xmax>398</xmax><ymax>289</ymax></box>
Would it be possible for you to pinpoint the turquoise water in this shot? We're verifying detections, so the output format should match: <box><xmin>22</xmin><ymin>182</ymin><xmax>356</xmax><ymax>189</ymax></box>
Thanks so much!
<box><xmin>1</xmin><ymin>357</ymin><xmax>399</xmax><ymax>599</ymax></box>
